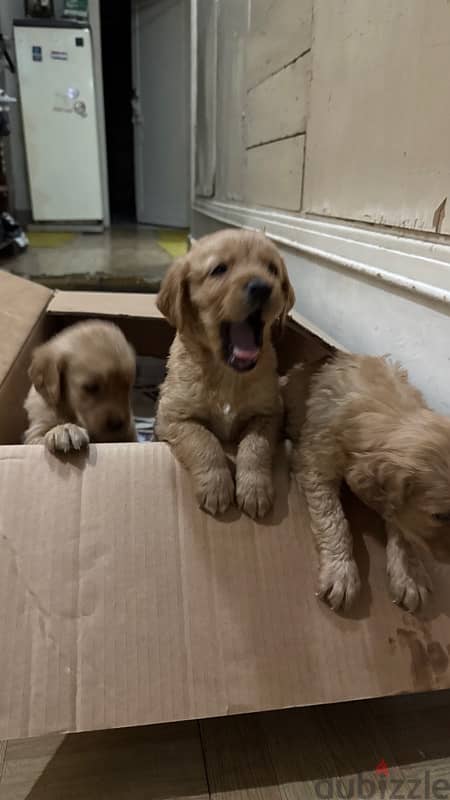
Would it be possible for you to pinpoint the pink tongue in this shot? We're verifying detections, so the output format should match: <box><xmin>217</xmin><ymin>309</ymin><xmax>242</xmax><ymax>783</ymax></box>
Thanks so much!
<box><xmin>229</xmin><ymin>321</ymin><xmax>259</xmax><ymax>361</ymax></box>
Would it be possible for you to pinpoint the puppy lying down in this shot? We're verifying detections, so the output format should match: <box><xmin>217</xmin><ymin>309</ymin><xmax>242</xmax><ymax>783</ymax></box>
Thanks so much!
<box><xmin>285</xmin><ymin>353</ymin><xmax>450</xmax><ymax>612</ymax></box>
<box><xmin>24</xmin><ymin>320</ymin><xmax>136</xmax><ymax>451</ymax></box>
<box><xmin>156</xmin><ymin>229</ymin><xmax>295</xmax><ymax>519</ymax></box>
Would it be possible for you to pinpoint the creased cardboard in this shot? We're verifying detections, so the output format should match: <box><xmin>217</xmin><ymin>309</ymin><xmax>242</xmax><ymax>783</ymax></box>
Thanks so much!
<box><xmin>0</xmin><ymin>443</ymin><xmax>450</xmax><ymax>742</ymax></box>
<box><xmin>0</xmin><ymin>273</ymin><xmax>449</xmax><ymax>744</ymax></box>
<box><xmin>0</xmin><ymin>272</ymin><xmax>52</xmax><ymax>444</ymax></box>
<box><xmin>0</xmin><ymin>271</ymin><xmax>51</xmax><ymax>389</ymax></box>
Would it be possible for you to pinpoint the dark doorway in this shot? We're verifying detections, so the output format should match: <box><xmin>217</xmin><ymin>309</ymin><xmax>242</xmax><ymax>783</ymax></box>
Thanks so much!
<box><xmin>100</xmin><ymin>0</ymin><xmax>135</xmax><ymax>223</ymax></box>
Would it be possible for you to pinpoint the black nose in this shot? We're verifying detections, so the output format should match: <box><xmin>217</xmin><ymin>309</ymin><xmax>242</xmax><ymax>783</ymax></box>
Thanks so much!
<box><xmin>246</xmin><ymin>279</ymin><xmax>272</xmax><ymax>306</ymax></box>
<box><xmin>107</xmin><ymin>415</ymin><xmax>125</xmax><ymax>432</ymax></box>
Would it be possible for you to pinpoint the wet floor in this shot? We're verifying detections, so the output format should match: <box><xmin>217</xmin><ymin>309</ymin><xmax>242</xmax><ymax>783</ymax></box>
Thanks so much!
<box><xmin>1</xmin><ymin>225</ymin><xmax>188</xmax><ymax>291</ymax></box>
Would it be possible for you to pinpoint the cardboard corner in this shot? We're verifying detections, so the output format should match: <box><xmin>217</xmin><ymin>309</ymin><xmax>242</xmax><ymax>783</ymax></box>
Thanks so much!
<box><xmin>0</xmin><ymin>271</ymin><xmax>52</xmax><ymax>389</ymax></box>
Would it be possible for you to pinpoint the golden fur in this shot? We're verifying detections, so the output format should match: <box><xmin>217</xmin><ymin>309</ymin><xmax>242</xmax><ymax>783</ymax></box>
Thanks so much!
<box><xmin>285</xmin><ymin>352</ymin><xmax>450</xmax><ymax>612</ymax></box>
<box><xmin>156</xmin><ymin>228</ymin><xmax>295</xmax><ymax>518</ymax></box>
<box><xmin>24</xmin><ymin>320</ymin><xmax>136</xmax><ymax>451</ymax></box>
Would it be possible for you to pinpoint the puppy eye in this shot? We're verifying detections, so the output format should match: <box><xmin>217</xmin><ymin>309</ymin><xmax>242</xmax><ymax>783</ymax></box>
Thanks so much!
<box><xmin>432</xmin><ymin>511</ymin><xmax>450</xmax><ymax>523</ymax></box>
<box><xmin>83</xmin><ymin>381</ymin><xmax>100</xmax><ymax>395</ymax></box>
<box><xmin>268</xmin><ymin>262</ymin><xmax>278</xmax><ymax>277</ymax></box>
<box><xmin>210</xmin><ymin>263</ymin><xmax>228</xmax><ymax>277</ymax></box>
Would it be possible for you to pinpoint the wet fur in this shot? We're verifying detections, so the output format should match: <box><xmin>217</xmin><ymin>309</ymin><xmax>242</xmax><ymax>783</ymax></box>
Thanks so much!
<box><xmin>156</xmin><ymin>229</ymin><xmax>295</xmax><ymax>518</ymax></box>
<box><xmin>285</xmin><ymin>353</ymin><xmax>450</xmax><ymax>612</ymax></box>
<box><xmin>24</xmin><ymin>320</ymin><xmax>136</xmax><ymax>451</ymax></box>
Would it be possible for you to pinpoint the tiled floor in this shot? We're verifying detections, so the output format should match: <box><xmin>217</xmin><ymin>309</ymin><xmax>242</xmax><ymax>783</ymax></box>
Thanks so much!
<box><xmin>1</xmin><ymin>226</ymin><xmax>187</xmax><ymax>292</ymax></box>
<box><xmin>1</xmin><ymin>694</ymin><xmax>450</xmax><ymax>799</ymax></box>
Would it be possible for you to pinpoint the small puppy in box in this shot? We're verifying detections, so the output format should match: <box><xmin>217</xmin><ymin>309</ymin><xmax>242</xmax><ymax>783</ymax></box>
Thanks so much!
<box><xmin>156</xmin><ymin>228</ymin><xmax>295</xmax><ymax>518</ymax></box>
<box><xmin>285</xmin><ymin>353</ymin><xmax>450</xmax><ymax>612</ymax></box>
<box><xmin>24</xmin><ymin>320</ymin><xmax>136</xmax><ymax>451</ymax></box>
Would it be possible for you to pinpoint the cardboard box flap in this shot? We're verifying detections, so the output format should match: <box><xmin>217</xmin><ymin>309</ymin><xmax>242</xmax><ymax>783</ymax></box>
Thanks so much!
<box><xmin>48</xmin><ymin>292</ymin><xmax>340</xmax><ymax>345</ymax></box>
<box><xmin>289</xmin><ymin>309</ymin><xmax>344</xmax><ymax>352</ymax></box>
<box><xmin>0</xmin><ymin>271</ymin><xmax>52</xmax><ymax>388</ymax></box>
<box><xmin>48</xmin><ymin>290</ymin><xmax>162</xmax><ymax>319</ymax></box>
<box><xmin>1</xmin><ymin>442</ymin><xmax>450</xmax><ymax>742</ymax></box>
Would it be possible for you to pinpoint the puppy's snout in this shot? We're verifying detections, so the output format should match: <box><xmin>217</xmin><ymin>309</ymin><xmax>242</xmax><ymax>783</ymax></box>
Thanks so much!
<box><xmin>106</xmin><ymin>414</ymin><xmax>125</xmax><ymax>433</ymax></box>
<box><xmin>246</xmin><ymin>279</ymin><xmax>272</xmax><ymax>307</ymax></box>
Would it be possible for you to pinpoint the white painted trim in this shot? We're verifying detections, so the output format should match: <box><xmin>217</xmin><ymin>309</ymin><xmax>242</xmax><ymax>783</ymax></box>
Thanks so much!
<box><xmin>193</xmin><ymin>198</ymin><xmax>450</xmax><ymax>305</ymax></box>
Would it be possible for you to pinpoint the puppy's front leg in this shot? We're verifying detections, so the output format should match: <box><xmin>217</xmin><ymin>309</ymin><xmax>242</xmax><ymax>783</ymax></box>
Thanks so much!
<box><xmin>24</xmin><ymin>418</ymin><xmax>89</xmax><ymax>452</ymax></box>
<box><xmin>301</xmin><ymin>469</ymin><xmax>360</xmax><ymax>610</ymax></box>
<box><xmin>164</xmin><ymin>420</ymin><xmax>234</xmax><ymax>515</ymax></box>
<box><xmin>236</xmin><ymin>415</ymin><xmax>278</xmax><ymax>520</ymax></box>
<box><xmin>45</xmin><ymin>424</ymin><xmax>89</xmax><ymax>453</ymax></box>
<box><xmin>386</xmin><ymin>523</ymin><xmax>432</xmax><ymax>612</ymax></box>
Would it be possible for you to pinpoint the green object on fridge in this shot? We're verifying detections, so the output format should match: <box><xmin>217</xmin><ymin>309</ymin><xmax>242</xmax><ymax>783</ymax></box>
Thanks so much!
<box><xmin>63</xmin><ymin>0</ymin><xmax>88</xmax><ymax>19</ymax></box>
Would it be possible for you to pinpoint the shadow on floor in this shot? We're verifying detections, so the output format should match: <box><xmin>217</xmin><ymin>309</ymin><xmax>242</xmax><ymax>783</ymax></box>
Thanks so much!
<box><xmin>4</xmin><ymin>694</ymin><xmax>450</xmax><ymax>799</ymax></box>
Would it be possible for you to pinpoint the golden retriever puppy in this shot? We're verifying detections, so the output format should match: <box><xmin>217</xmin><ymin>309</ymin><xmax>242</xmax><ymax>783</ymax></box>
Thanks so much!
<box><xmin>286</xmin><ymin>353</ymin><xmax>450</xmax><ymax>612</ymax></box>
<box><xmin>24</xmin><ymin>320</ymin><xmax>136</xmax><ymax>451</ymax></box>
<box><xmin>156</xmin><ymin>228</ymin><xmax>295</xmax><ymax>518</ymax></box>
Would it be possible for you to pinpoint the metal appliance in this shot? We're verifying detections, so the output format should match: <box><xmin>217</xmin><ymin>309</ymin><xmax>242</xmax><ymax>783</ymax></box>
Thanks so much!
<box><xmin>14</xmin><ymin>19</ymin><xmax>103</xmax><ymax>223</ymax></box>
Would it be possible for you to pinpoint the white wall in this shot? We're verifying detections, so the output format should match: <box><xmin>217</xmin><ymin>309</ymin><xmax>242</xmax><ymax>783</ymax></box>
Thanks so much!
<box><xmin>284</xmin><ymin>247</ymin><xmax>450</xmax><ymax>416</ymax></box>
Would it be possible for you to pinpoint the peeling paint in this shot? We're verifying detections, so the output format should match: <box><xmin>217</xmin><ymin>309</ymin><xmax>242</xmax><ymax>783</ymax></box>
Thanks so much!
<box><xmin>433</xmin><ymin>197</ymin><xmax>447</xmax><ymax>234</ymax></box>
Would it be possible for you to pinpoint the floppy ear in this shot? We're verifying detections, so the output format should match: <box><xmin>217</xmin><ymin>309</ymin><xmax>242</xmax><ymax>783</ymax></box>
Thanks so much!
<box><xmin>28</xmin><ymin>342</ymin><xmax>64</xmax><ymax>407</ymax></box>
<box><xmin>348</xmin><ymin>454</ymin><xmax>414</xmax><ymax>519</ymax></box>
<box><xmin>157</xmin><ymin>257</ymin><xmax>194</xmax><ymax>332</ymax></box>
<box><xmin>279</xmin><ymin>261</ymin><xmax>295</xmax><ymax>328</ymax></box>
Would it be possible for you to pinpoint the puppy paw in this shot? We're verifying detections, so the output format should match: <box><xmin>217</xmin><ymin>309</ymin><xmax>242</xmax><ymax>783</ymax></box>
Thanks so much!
<box><xmin>196</xmin><ymin>468</ymin><xmax>235</xmax><ymax>515</ymax></box>
<box><xmin>317</xmin><ymin>558</ymin><xmax>361</xmax><ymax>611</ymax></box>
<box><xmin>45</xmin><ymin>424</ymin><xmax>90</xmax><ymax>454</ymax></box>
<box><xmin>388</xmin><ymin>557</ymin><xmax>432</xmax><ymax>612</ymax></box>
<box><xmin>236</xmin><ymin>471</ymin><xmax>274</xmax><ymax>519</ymax></box>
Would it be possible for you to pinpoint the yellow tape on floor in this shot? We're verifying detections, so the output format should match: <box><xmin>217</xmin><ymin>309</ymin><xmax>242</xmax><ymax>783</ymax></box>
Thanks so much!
<box><xmin>28</xmin><ymin>232</ymin><xmax>76</xmax><ymax>248</ymax></box>
<box><xmin>156</xmin><ymin>229</ymin><xmax>188</xmax><ymax>258</ymax></box>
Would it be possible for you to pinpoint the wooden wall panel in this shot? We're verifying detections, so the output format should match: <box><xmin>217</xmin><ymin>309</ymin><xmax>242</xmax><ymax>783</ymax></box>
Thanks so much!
<box><xmin>246</xmin><ymin>53</ymin><xmax>310</xmax><ymax>148</ymax></box>
<box><xmin>215</xmin><ymin>0</ymin><xmax>249</xmax><ymax>202</ymax></box>
<box><xmin>246</xmin><ymin>135</ymin><xmax>304</xmax><ymax>211</ymax></box>
<box><xmin>246</xmin><ymin>0</ymin><xmax>313</xmax><ymax>90</ymax></box>
<box><xmin>304</xmin><ymin>0</ymin><xmax>450</xmax><ymax>234</ymax></box>
<box><xmin>195</xmin><ymin>0</ymin><xmax>217</xmax><ymax>197</ymax></box>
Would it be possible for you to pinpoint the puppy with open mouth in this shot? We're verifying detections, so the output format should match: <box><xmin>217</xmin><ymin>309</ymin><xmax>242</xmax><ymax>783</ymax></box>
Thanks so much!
<box><xmin>156</xmin><ymin>228</ymin><xmax>295</xmax><ymax>518</ymax></box>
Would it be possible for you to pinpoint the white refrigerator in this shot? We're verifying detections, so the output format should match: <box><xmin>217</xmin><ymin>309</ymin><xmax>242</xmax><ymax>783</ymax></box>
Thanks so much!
<box><xmin>14</xmin><ymin>20</ymin><xmax>103</xmax><ymax>223</ymax></box>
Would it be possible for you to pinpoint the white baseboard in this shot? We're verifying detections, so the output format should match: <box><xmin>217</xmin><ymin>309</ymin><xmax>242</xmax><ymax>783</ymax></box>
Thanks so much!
<box><xmin>193</xmin><ymin>199</ymin><xmax>450</xmax><ymax>305</ymax></box>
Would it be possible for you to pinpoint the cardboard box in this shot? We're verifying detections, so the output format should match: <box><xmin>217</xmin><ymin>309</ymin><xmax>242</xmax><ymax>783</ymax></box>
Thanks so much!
<box><xmin>0</xmin><ymin>269</ymin><xmax>449</xmax><ymax>742</ymax></box>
